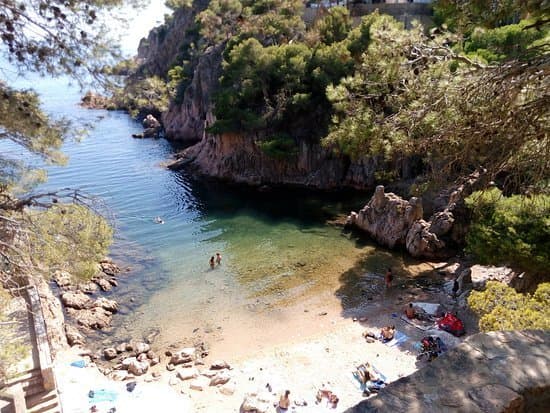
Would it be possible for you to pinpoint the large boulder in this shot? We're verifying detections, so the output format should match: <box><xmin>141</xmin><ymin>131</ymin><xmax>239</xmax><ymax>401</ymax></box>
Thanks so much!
<box><xmin>127</xmin><ymin>359</ymin><xmax>149</xmax><ymax>376</ymax></box>
<box><xmin>61</xmin><ymin>292</ymin><xmax>93</xmax><ymax>310</ymax></box>
<box><xmin>170</xmin><ymin>347</ymin><xmax>196</xmax><ymax>365</ymax></box>
<box><xmin>348</xmin><ymin>186</ymin><xmax>454</xmax><ymax>259</ymax></box>
<box><xmin>66</xmin><ymin>307</ymin><xmax>112</xmax><ymax>330</ymax></box>
<box><xmin>470</xmin><ymin>265</ymin><xmax>516</xmax><ymax>290</ymax></box>
<box><xmin>210</xmin><ymin>371</ymin><xmax>231</xmax><ymax>386</ymax></box>
<box><xmin>65</xmin><ymin>325</ymin><xmax>85</xmax><ymax>346</ymax></box>
<box><xmin>405</xmin><ymin>220</ymin><xmax>445</xmax><ymax>258</ymax></box>
<box><xmin>177</xmin><ymin>367</ymin><xmax>199</xmax><ymax>381</ymax></box>
<box><xmin>103</xmin><ymin>347</ymin><xmax>118</xmax><ymax>360</ymax></box>
<box><xmin>345</xmin><ymin>330</ymin><xmax>550</xmax><ymax>413</ymax></box>
<box><xmin>347</xmin><ymin>186</ymin><xmax>423</xmax><ymax>249</ymax></box>
<box><xmin>100</xmin><ymin>260</ymin><xmax>121</xmax><ymax>276</ymax></box>
<box><xmin>93</xmin><ymin>277</ymin><xmax>112</xmax><ymax>292</ymax></box>
<box><xmin>52</xmin><ymin>270</ymin><xmax>72</xmax><ymax>288</ymax></box>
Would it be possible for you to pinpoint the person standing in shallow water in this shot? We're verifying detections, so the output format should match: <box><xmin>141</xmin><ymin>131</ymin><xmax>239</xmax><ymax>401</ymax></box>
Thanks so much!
<box><xmin>215</xmin><ymin>252</ymin><xmax>222</xmax><ymax>265</ymax></box>
<box><xmin>209</xmin><ymin>256</ymin><xmax>215</xmax><ymax>269</ymax></box>
<box><xmin>385</xmin><ymin>267</ymin><xmax>393</xmax><ymax>288</ymax></box>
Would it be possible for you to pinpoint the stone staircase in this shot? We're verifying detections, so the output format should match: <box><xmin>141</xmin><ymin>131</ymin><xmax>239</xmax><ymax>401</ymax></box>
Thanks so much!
<box><xmin>1</xmin><ymin>368</ymin><xmax>60</xmax><ymax>413</ymax></box>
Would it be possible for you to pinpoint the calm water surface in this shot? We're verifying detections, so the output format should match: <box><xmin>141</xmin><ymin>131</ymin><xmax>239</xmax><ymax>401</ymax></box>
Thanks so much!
<box><xmin>4</xmin><ymin>73</ymin><xmax>420</xmax><ymax>356</ymax></box>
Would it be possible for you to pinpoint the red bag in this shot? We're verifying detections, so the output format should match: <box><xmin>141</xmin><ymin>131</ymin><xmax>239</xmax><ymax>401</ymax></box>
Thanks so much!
<box><xmin>437</xmin><ymin>313</ymin><xmax>465</xmax><ymax>336</ymax></box>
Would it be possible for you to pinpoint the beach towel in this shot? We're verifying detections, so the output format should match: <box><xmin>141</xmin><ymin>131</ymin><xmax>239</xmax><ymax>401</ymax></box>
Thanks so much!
<box><xmin>400</xmin><ymin>315</ymin><xmax>436</xmax><ymax>331</ymax></box>
<box><xmin>88</xmin><ymin>389</ymin><xmax>118</xmax><ymax>404</ymax></box>
<box><xmin>412</xmin><ymin>302</ymin><xmax>441</xmax><ymax>316</ymax></box>
<box><xmin>70</xmin><ymin>360</ymin><xmax>86</xmax><ymax>368</ymax></box>
<box><xmin>384</xmin><ymin>330</ymin><xmax>408</xmax><ymax>347</ymax></box>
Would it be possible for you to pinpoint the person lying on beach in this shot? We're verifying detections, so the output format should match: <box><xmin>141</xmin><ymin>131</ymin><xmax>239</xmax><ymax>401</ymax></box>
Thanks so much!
<box><xmin>380</xmin><ymin>325</ymin><xmax>395</xmax><ymax>342</ymax></box>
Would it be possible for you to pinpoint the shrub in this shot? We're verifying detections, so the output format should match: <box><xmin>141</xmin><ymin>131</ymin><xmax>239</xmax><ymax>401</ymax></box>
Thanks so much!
<box><xmin>465</xmin><ymin>189</ymin><xmax>550</xmax><ymax>275</ymax></box>
<box><xmin>468</xmin><ymin>281</ymin><xmax>550</xmax><ymax>331</ymax></box>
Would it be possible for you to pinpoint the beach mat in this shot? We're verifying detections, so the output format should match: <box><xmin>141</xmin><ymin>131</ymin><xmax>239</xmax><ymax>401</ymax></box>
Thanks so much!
<box><xmin>88</xmin><ymin>388</ymin><xmax>118</xmax><ymax>404</ymax></box>
<box><xmin>384</xmin><ymin>330</ymin><xmax>409</xmax><ymax>347</ymax></box>
<box><xmin>412</xmin><ymin>302</ymin><xmax>442</xmax><ymax>316</ymax></box>
<box><xmin>400</xmin><ymin>315</ymin><xmax>436</xmax><ymax>331</ymax></box>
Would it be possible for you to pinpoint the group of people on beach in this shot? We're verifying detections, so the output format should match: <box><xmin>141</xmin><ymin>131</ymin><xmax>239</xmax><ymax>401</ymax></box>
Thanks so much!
<box><xmin>209</xmin><ymin>252</ymin><xmax>222</xmax><ymax>269</ymax></box>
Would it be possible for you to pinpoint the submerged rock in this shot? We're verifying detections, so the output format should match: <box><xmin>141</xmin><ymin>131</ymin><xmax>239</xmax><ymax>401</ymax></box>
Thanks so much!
<box><xmin>95</xmin><ymin>297</ymin><xmax>118</xmax><ymax>313</ymax></box>
<box><xmin>67</xmin><ymin>307</ymin><xmax>112</xmax><ymax>330</ymax></box>
<box><xmin>61</xmin><ymin>292</ymin><xmax>93</xmax><ymax>310</ymax></box>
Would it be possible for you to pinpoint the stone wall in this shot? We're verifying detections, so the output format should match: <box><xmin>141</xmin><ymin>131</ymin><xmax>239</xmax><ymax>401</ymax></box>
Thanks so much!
<box><xmin>345</xmin><ymin>330</ymin><xmax>550</xmax><ymax>413</ymax></box>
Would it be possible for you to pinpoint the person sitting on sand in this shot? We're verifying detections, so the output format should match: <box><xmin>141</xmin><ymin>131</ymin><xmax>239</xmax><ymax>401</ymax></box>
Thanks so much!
<box><xmin>380</xmin><ymin>325</ymin><xmax>395</xmax><ymax>342</ymax></box>
<box><xmin>405</xmin><ymin>303</ymin><xmax>416</xmax><ymax>319</ymax></box>
<box><xmin>209</xmin><ymin>256</ymin><xmax>215</xmax><ymax>269</ymax></box>
<box><xmin>278</xmin><ymin>390</ymin><xmax>290</xmax><ymax>412</ymax></box>
<box><xmin>329</xmin><ymin>393</ymin><xmax>339</xmax><ymax>409</ymax></box>
<box><xmin>215</xmin><ymin>252</ymin><xmax>222</xmax><ymax>265</ymax></box>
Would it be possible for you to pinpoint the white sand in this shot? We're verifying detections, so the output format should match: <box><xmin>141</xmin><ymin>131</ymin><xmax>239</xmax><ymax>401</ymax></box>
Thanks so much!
<box><xmin>54</xmin><ymin>285</ymin><xmax>464</xmax><ymax>413</ymax></box>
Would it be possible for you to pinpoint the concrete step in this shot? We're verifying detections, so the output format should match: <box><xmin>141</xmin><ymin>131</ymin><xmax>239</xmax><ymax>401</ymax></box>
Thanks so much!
<box><xmin>26</xmin><ymin>389</ymin><xmax>60</xmax><ymax>413</ymax></box>
<box><xmin>5</xmin><ymin>368</ymin><xmax>41</xmax><ymax>386</ymax></box>
<box><xmin>4</xmin><ymin>368</ymin><xmax>45</xmax><ymax>398</ymax></box>
<box><xmin>24</xmin><ymin>380</ymin><xmax>45</xmax><ymax>397</ymax></box>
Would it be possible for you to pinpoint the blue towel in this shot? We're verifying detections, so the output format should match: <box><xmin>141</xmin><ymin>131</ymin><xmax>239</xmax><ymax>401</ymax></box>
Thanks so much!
<box><xmin>88</xmin><ymin>389</ymin><xmax>118</xmax><ymax>404</ymax></box>
<box><xmin>70</xmin><ymin>360</ymin><xmax>86</xmax><ymax>368</ymax></box>
<box><xmin>385</xmin><ymin>330</ymin><xmax>409</xmax><ymax>347</ymax></box>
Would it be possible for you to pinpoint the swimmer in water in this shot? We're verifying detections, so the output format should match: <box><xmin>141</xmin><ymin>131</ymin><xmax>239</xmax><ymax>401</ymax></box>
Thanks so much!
<box><xmin>154</xmin><ymin>216</ymin><xmax>164</xmax><ymax>224</ymax></box>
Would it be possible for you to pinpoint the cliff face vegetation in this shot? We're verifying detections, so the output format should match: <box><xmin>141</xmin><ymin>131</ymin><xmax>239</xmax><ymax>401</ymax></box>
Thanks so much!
<box><xmin>128</xmin><ymin>0</ymin><xmax>548</xmax><ymax>194</ymax></box>
<box><xmin>125</xmin><ymin>0</ymin><xmax>548</xmax><ymax>273</ymax></box>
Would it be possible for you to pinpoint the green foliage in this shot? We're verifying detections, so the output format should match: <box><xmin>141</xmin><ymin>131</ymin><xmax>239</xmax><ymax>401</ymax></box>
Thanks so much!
<box><xmin>463</xmin><ymin>20</ymin><xmax>548</xmax><ymax>63</ymax></box>
<box><xmin>433</xmin><ymin>0</ymin><xmax>548</xmax><ymax>30</ymax></box>
<box><xmin>165</xmin><ymin>0</ymin><xmax>192</xmax><ymax>10</ymax></box>
<box><xmin>112</xmin><ymin>76</ymin><xmax>170</xmax><ymax>117</ymax></box>
<box><xmin>323</xmin><ymin>14</ymin><xmax>417</xmax><ymax>160</ymax></box>
<box><xmin>210</xmin><ymin>2</ymin><xmax>360</xmax><ymax>149</ymax></box>
<box><xmin>465</xmin><ymin>189</ymin><xmax>550</xmax><ymax>274</ymax></box>
<box><xmin>468</xmin><ymin>281</ymin><xmax>550</xmax><ymax>331</ymax></box>
<box><xmin>314</xmin><ymin>6</ymin><xmax>352</xmax><ymax>45</ymax></box>
<box><xmin>257</xmin><ymin>134</ymin><xmax>299</xmax><ymax>159</ymax></box>
<box><xmin>27</xmin><ymin>204</ymin><xmax>113</xmax><ymax>280</ymax></box>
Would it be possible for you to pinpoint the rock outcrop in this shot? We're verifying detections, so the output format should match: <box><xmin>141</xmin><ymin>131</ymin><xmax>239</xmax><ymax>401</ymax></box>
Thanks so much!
<box><xmin>162</xmin><ymin>43</ymin><xmax>224</xmax><ymax>144</ymax></box>
<box><xmin>345</xmin><ymin>330</ymin><xmax>550</xmax><ymax>413</ymax></box>
<box><xmin>80</xmin><ymin>91</ymin><xmax>111</xmax><ymax>109</ymax></box>
<box><xmin>136</xmin><ymin>1</ymin><xmax>209</xmax><ymax>77</ymax></box>
<box><xmin>348</xmin><ymin>186</ymin><xmax>455</xmax><ymax>258</ymax></box>
<box><xmin>169</xmin><ymin>132</ymin><xmax>381</xmax><ymax>190</ymax></box>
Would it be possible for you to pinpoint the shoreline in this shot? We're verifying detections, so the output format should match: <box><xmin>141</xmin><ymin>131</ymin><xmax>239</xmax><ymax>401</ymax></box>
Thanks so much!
<box><xmin>53</xmin><ymin>267</ymin><xmax>476</xmax><ymax>412</ymax></box>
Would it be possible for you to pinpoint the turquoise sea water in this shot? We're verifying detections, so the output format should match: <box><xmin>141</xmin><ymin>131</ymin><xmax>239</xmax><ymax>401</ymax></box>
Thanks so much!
<box><xmin>3</xmin><ymin>71</ymin><xmax>423</xmax><ymax>356</ymax></box>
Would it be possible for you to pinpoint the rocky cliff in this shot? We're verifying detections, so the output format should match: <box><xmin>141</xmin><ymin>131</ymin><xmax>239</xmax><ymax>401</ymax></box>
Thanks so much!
<box><xmin>347</xmin><ymin>185</ymin><xmax>458</xmax><ymax>258</ymax></box>
<box><xmin>162</xmin><ymin>43</ymin><xmax>224</xmax><ymax>144</ymax></box>
<box><xmin>168</xmin><ymin>131</ymin><xmax>383</xmax><ymax>189</ymax></box>
<box><xmin>136</xmin><ymin>1</ymin><xmax>209</xmax><ymax>77</ymax></box>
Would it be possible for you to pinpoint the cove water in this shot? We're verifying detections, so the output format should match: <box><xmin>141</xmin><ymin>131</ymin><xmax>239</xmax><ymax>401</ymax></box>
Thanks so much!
<box><xmin>1</xmin><ymin>7</ymin><xmax>415</xmax><ymax>355</ymax></box>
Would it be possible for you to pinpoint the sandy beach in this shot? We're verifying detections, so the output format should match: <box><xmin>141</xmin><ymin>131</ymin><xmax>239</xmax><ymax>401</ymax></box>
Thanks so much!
<box><xmin>54</xmin><ymin>272</ymin><xmax>474</xmax><ymax>413</ymax></box>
